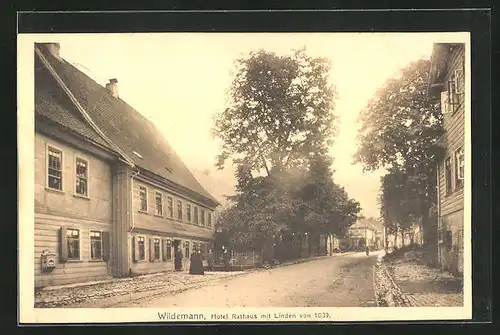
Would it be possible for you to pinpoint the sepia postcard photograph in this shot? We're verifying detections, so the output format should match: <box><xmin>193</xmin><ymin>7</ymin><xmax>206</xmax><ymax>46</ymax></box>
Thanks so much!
<box><xmin>18</xmin><ymin>30</ymin><xmax>472</xmax><ymax>323</ymax></box>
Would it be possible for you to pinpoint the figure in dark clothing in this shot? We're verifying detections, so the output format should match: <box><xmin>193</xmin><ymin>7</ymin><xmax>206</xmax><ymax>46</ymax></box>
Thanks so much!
<box><xmin>174</xmin><ymin>246</ymin><xmax>183</xmax><ymax>271</ymax></box>
<box><xmin>206</xmin><ymin>249</ymin><xmax>214</xmax><ymax>271</ymax></box>
<box><xmin>189</xmin><ymin>250</ymin><xmax>204</xmax><ymax>275</ymax></box>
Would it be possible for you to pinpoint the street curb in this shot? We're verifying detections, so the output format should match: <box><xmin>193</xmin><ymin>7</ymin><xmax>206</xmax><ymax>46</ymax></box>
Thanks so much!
<box><xmin>381</xmin><ymin>261</ymin><xmax>412</xmax><ymax>307</ymax></box>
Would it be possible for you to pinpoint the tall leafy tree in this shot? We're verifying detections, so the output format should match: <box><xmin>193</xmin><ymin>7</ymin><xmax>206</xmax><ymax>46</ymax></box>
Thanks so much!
<box><xmin>355</xmin><ymin>59</ymin><xmax>444</xmax><ymax>244</ymax></box>
<box><xmin>213</xmin><ymin>48</ymin><xmax>337</xmax><ymax>175</ymax></box>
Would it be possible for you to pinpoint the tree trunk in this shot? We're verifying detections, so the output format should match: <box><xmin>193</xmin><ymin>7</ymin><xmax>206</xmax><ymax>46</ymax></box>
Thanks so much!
<box><xmin>307</xmin><ymin>235</ymin><xmax>311</xmax><ymax>257</ymax></box>
<box><xmin>324</xmin><ymin>233</ymin><xmax>329</xmax><ymax>256</ymax></box>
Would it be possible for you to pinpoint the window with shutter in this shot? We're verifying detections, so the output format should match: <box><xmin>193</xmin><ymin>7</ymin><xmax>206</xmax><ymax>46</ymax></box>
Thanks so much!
<box><xmin>66</xmin><ymin>228</ymin><xmax>80</xmax><ymax>260</ymax></box>
<box><xmin>137</xmin><ymin>236</ymin><xmax>145</xmax><ymax>261</ymax></box>
<box><xmin>90</xmin><ymin>230</ymin><xmax>103</xmax><ymax>260</ymax></box>
<box><xmin>132</xmin><ymin>236</ymin><xmax>137</xmax><ymax>263</ymax></box>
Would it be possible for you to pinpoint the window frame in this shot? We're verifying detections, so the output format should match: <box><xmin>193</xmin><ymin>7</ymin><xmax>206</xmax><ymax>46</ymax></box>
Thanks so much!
<box><xmin>186</xmin><ymin>203</ymin><xmax>192</xmax><ymax>223</ymax></box>
<box><xmin>193</xmin><ymin>206</ymin><xmax>199</xmax><ymax>225</ymax></box>
<box><xmin>207</xmin><ymin>211</ymin><xmax>212</xmax><ymax>228</ymax></box>
<box><xmin>137</xmin><ymin>235</ymin><xmax>146</xmax><ymax>261</ymax></box>
<box><xmin>200</xmin><ymin>208</ymin><xmax>205</xmax><ymax>226</ymax></box>
<box><xmin>167</xmin><ymin>196</ymin><xmax>174</xmax><ymax>218</ymax></box>
<box><xmin>165</xmin><ymin>239</ymin><xmax>172</xmax><ymax>260</ymax></box>
<box><xmin>153</xmin><ymin>237</ymin><xmax>161</xmax><ymax>261</ymax></box>
<box><xmin>66</xmin><ymin>227</ymin><xmax>82</xmax><ymax>261</ymax></box>
<box><xmin>46</xmin><ymin>144</ymin><xmax>64</xmax><ymax>192</ymax></box>
<box><xmin>89</xmin><ymin>229</ymin><xmax>103</xmax><ymax>261</ymax></box>
<box><xmin>74</xmin><ymin>155</ymin><xmax>90</xmax><ymax>198</ymax></box>
<box><xmin>139</xmin><ymin>185</ymin><xmax>148</xmax><ymax>213</ymax></box>
<box><xmin>177</xmin><ymin>199</ymin><xmax>183</xmax><ymax>221</ymax></box>
<box><xmin>447</xmin><ymin>67</ymin><xmax>464</xmax><ymax>114</ymax></box>
<box><xmin>155</xmin><ymin>191</ymin><xmax>163</xmax><ymax>216</ymax></box>
<box><xmin>454</xmin><ymin>147</ymin><xmax>464</xmax><ymax>189</ymax></box>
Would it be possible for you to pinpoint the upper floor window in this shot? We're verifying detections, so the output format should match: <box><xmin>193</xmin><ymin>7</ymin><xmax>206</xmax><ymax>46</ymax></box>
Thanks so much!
<box><xmin>75</xmin><ymin>158</ymin><xmax>88</xmax><ymax>196</ymax></box>
<box><xmin>155</xmin><ymin>192</ymin><xmax>163</xmax><ymax>216</ymax></box>
<box><xmin>139</xmin><ymin>186</ymin><xmax>148</xmax><ymax>212</ymax></box>
<box><xmin>48</xmin><ymin>147</ymin><xmax>63</xmax><ymax>190</ymax></box>
<box><xmin>445</xmin><ymin>157</ymin><xmax>452</xmax><ymax>195</ymax></box>
<box><xmin>455</xmin><ymin>147</ymin><xmax>464</xmax><ymax>189</ymax></box>
<box><xmin>186</xmin><ymin>203</ymin><xmax>192</xmax><ymax>222</ymax></box>
<box><xmin>177</xmin><ymin>200</ymin><xmax>183</xmax><ymax>220</ymax></box>
<box><xmin>193</xmin><ymin>206</ymin><xmax>199</xmax><ymax>224</ymax></box>
<box><xmin>207</xmin><ymin>212</ymin><xmax>212</xmax><ymax>227</ymax></box>
<box><xmin>447</xmin><ymin>68</ymin><xmax>464</xmax><ymax>113</ymax></box>
<box><xmin>67</xmin><ymin>228</ymin><xmax>80</xmax><ymax>260</ymax></box>
<box><xmin>167</xmin><ymin>196</ymin><xmax>174</xmax><ymax>218</ymax></box>
<box><xmin>200</xmin><ymin>209</ymin><xmax>205</xmax><ymax>226</ymax></box>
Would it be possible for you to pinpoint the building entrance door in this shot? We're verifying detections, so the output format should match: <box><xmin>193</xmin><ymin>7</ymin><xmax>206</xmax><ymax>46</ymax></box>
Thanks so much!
<box><xmin>173</xmin><ymin>240</ymin><xmax>182</xmax><ymax>271</ymax></box>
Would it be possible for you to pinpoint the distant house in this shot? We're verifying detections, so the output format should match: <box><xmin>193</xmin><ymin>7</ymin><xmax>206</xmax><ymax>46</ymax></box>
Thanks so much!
<box><xmin>34</xmin><ymin>43</ymin><xmax>219</xmax><ymax>287</ymax></box>
<box><xmin>428</xmin><ymin>43</ymin><xmax>465</xmax><ymax>275</ymax></box>
<box><xmin>343</xmin><ymin>218</ymin><xmax>384</xmax><ymax>251</ymax></box>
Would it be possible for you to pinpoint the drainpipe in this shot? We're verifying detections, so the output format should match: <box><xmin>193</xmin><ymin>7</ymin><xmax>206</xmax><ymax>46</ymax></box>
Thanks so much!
<box><xmin>129</xmin><ymin>170</ymin><xmax>140</xmax><ymax>233</ymax></box>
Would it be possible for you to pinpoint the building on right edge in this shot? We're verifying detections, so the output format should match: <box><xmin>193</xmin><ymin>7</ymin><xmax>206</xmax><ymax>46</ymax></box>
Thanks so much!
<box><xmin>428</xmin><ymin>43</ymin><xmax>465</xmax><ymax>275</ymax></box>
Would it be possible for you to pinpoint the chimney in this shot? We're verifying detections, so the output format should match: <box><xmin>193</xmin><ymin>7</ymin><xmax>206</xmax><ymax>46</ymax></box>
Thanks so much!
<box><xmin>105</xmin><ymin>78</ymin><xmax>119</xmax><ymax>98</ymax></box>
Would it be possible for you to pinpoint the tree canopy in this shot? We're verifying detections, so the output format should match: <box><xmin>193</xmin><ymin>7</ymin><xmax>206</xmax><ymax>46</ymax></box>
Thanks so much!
<box><xmin>213</xmin><ymin>49</ymin><xmax>360</xmax><ymax>254</ymax></box>
<box><xmin>213</xmin><ymin>48</ymin><xmax>337</xmax><ymax>175</ymax></box>
<box><xmin>355</xmin><ymin>59</ymin><xmax>444</xmax><ymax>241</ymax></box>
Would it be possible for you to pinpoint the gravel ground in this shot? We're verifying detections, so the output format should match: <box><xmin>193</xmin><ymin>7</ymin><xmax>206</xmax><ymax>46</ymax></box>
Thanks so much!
<box><xmin>140</xmin><ymin>252</ymin><xmax>379</xmax><ymax>308</ymax></box>
<box><xmin>35</xmin><ymin>271</ymin><xmax>245</xmax><ymax>308</ymax></box>
<box><xmin>381</xmin><ymin>250</ymin><xmax>464</xmax><ymax>307</ymax></box>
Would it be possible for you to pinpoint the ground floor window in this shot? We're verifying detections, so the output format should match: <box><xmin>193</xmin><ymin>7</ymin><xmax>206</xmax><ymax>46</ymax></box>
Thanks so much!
<box><xmin>138</xmin><ymin>236</ymin><xmax>145</xmax><ymax>260</ymax></box>
<box><xmin>154</xmin><ymin>238</ymin><xmax>160</xmax><ymax>260</ymax></box>
<box><xmin>67</xmin><ymin>228</ymin><xmax>80</xmax><ymax>260</ymax></box>
<box><xmin>90</xmin><ymin>230</ymin><xmax>102</xmax><ymax>260</ymax></box>
<box><xmin>166</xmin><ymin>240</ymin><xmax>172</xmax><ymax>260</ymax></box>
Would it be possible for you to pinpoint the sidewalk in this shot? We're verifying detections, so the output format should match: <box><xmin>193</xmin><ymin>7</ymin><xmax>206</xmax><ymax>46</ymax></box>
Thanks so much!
<box><xmin>35</xmin><ymin>271</ymin><xmax>245</xmax><ymax>308</ymax></box>
<box><xmin>383</xmin><ymin>249</ymin><xmax>463</xmax><ymax>307</ymax></box>
<box><xmin>35</xmin><ymin>252</ymin><xmax>352</xmax><ymax>308</ymax></box>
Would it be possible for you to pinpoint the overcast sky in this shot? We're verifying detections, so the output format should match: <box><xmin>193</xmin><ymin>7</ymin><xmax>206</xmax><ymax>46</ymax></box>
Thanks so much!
<box><xmin>34</xmin><ymin>33</ymin><xmax>444</xmax><ymax>217</ymax></box>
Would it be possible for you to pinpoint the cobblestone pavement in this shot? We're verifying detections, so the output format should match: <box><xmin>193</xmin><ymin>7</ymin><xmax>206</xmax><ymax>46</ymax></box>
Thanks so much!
<box><xmin>139</xmin><ymin>252</ymin><xmax>379</xmax><ymax>308</ymax></box>
<box><xmin>385</xmin><ymin>256</ymin><xmax>463</xmax><ymax>307</ymax></box>
<box><xmin>35</xmin><ymin>271</ymin><xmax>245</xmax><ymax>308</ymax></box>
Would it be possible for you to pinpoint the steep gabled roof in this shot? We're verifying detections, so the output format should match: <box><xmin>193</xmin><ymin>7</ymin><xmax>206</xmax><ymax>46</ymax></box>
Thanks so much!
<box><xmin>350</xmin><ymin>218</ymin><xmax>383</xmax><ymax>232</ymax></box>
<box><xmin>35</xmin><ymin>43</ymin><xmax>219</xmax><ymax>206</ymax></box>
<box><xmin>35</xmin><ymin>54</ymin><xmax>116</xmax><ymax>151</ymax></box>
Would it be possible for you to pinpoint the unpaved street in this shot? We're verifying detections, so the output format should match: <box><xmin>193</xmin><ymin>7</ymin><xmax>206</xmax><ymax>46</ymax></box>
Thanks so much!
<box><xmin>131</xmin><ymin>252</ymin><xmax>380</xmax><ymax>308</ymax></box>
